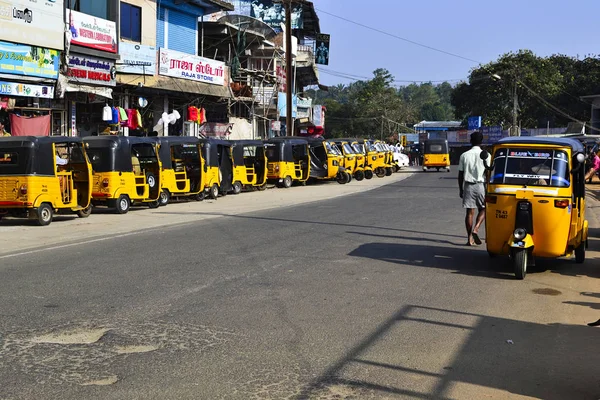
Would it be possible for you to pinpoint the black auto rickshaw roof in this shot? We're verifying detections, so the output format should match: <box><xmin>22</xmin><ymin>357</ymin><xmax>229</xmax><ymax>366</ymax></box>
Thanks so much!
<box><xmin>84</xmin><ymin>135</ymin><xmax>158</xmax><ymax>147</ymax></box>
<box><xmin>150</xmin><ymin>136</ymin><xmax>200</xmax><ymax>169</ymax></box>
<box><xmin>265</xmin><ymin>137</ymin><xmax>308</xmax><ymax>145</ymax></box>
<box><xmin>497</xmin><ymin>136</ymin><xmax>585</xmax><ymax>153</ymax></box>
<box><xmin>229</xmin><ymin>139</ymin><xmax>265</xmax><ymax>147</ymax></box>
<box><xmin>0</xmin><ymin>135</ymin><xmax>84</xmax><ymax>146</ymax></box>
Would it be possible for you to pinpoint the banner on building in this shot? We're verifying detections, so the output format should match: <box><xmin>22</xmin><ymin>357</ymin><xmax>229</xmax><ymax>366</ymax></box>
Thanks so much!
<box><xmin>447</xmin><ymin>132</ymin><xmax>457</xmax><ymax>143</ymax></box>
<box><xmin>159</xmin><ymin>48</ymin><xmax>225</xmax><ymax>86</ymax></box>
<box><xmin>0</xmin><ymin>80</ymin><xmax>54</xmax><ymax>98</ymax></box>
<box><xmin>482</xmin><ymin>125</ymin><xmax>503</xmax><ymax>143</ymax></box>
<box><xmin>313</xmin><ymin>105</ymin><xmax>322</xmax><ymax>126</ymax></box>
<box><xmin>117</xmin><ymin>42</ymin><xmax>156</xmax><ymax>75</ymax></box>
<box><xmin>0</xmin><ymin>41</ymin><xmax>60</xmax><ymax>80</ymax></box>
<box><xmin>315</xmin><ymin>34</ymin><xmax>330</xmax><ymax>66</ymax></box>
<box><xmin>67</xmin><ymin>10</ymin><xmax>117</xmax><ymax>53</ymax></box>
<box><xmin>67</xmin><ymin>54</ymin><xmax>116</xmax><ymax>86</ymax></box>
<box><xmin>457</xmin><ymin>130</ymin><xmax>469</xmax><ymax>142</ymax></box>
<box><xmin>271</xmin><ymin>120</ymin><xmax>281</xmax><ymax>131</ymax></box>
<box><xmin>223</xmin><ymin>1</ymin><xmax>304</xmax><ymax>32</ymax></box>
<box><xmin>277</xmin><ymin>92</ymin><xmax>297</xmax><ymax>118</ymax></box>
<box><xmin>276</xmin><ymin>64</ymin><xmax>286</xmax><ymax>92</ymax></box>
<box><xmin>0</xmin><ymin>0</ymin><xmax>64</xmax><ymax>50</ymax></box>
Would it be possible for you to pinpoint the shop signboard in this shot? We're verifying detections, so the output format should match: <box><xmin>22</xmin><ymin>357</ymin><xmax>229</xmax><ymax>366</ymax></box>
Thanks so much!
<box><xmin>482</xmin><ymin>125</ymin><xmax>503</xmax><ymax>143</ymax></box>
<box><xmin>67</xmin><ymin>10</ymin><xmax>117</xmax><ymax>53</ymax></box>
<box><xmin>0</xmin><ymin>80</ymin><xmax>54</xmax><ymax>98</ymax></box>
<box><xmin>468</xmin><ymin>116</ymin><xmax>482</xmax><ymax>130</ymax></box>
<box><xmin>159</xmin><ymin>48</ymin><xmax>225</xmax><ymax>86</ymax></box>
<box><xmin>67</xmin><ymin>54</ymin><xmax>116</xmax><ymax>87</ymax></box>
<box><xmin>457</xmin><ymin>130</ymin><xmax>469</xmax><ymax>142</ymax></box>
<box><xmin>0</xmin><ymin>41</ymin><xmax>60</xmax><ymax>79</ymax></box>
<box><xmin>199</xmin><ymin>122</ymin><xmax>233</xmax><ymax>137</ymax></box>
<box><xmin>116</xmin><ymin>42</ymin><xmax>156</xmax><ymax>75</ymax></box>
<box><xmin>0</xmin><ymin>0</ymin><xmax>64</xmax><ymax>50</ymax></box>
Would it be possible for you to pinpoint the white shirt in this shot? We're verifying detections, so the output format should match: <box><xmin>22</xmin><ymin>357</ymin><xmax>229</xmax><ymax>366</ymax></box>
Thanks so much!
<box><xmin>56</xmin><ymin>156</ymin><xmax>68</xmax><ymax>165</ymax></box>
<box><xmin>458</xmin><ymin>146</ymin><xmax>490</xmax><ymax>183</ymax></box>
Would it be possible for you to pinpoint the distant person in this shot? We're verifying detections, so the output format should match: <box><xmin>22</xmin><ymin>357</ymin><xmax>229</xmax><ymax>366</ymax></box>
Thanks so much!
<box><xmin>0</xmin><ymin>121</ymin><xmax>10</xmax><ymax>136</ymax></box>
<box><xmin>458</xmin><ymin>131</ymin><xmax>490</xmax><ymax>246</ymax></box>
<box><xmin>585</xmin><ymin>150</ymin><xmax>600</xmax><ymax>183</ymax></box>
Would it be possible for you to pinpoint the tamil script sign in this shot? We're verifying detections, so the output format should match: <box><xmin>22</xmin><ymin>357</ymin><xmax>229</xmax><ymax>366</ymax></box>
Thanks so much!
<box><xmin>67</xmin><ymin>53</ymin><xmax>116</xmax><ymax>86</ymax></box>
<box><xmin>117</xmin><ymin>42</ymin><xmax>156</xmax><ymax>75</ymax></box>
<box><xmin>67</xmin><ymin>10</ymin><xmax>117</xmax><ymax>53</ymax></box>
<box><xmin>0</xmin><ymin>0</ymin><xmax>64</xmax><ymax>50</ymax></box>
<box><xmin>0</xmin><ymin>41</ymin><xmax>60</xmax><ymax>79</ymax></box>
<box><xmin>0</xmin><ymin>80</ymin><xmax>54</xmax><ymax>98</ymax></box>
<box><xmin>159</xmin><ymin>48</ymin><xmax>225</xmax><ymax>86</ymax></box>
<box><xmin>482</xmin><ymin>125</ymin><xmax>503</xmax><ymax>143</ymax></box>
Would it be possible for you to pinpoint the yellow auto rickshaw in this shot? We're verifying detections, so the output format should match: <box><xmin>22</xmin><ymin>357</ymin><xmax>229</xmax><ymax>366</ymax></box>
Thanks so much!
<box><xmin>265</xmin><ymin>137</ymin><xmax>310</xmax><ymax>188</ymax></box>
<box><xmin>350</xmin><ymin>140</ymin><xmax>375</xmax><ymax>179</ymax></box>
<box><xmin>331</xmin><ymin>139</ymin><xmax>366</xmax><ymax>181</ymax></box>
<box><xmin>296</xmin><ymin>136</ymin><xmax>347</xmax><ymax>184</ymax></box>
<box><xmin>422</xmin><ymin>139</ymin><xmax>450</xmax><ymax>172</ymax></box>
<box><xmin>481</xmin><ymin>136</ymin><xmax>588</xmax><ymax>279</ymax></box>
<box><xmin>84</xmin><ymin>136</ymin><xmax>162</xmax><ymax>213</ymax></box>
<box><xmin>153</xmin><ymin>136</ymin><xmax>204</xmax><ymax>205</ymax></box>
<box><xmin>364</xmin><ymin>139</ymin><xmax>389</xmax><ymax>178</ymax></box>
<box><xmin>0</xmin><ymin>136</ymin><xmax>92</xmax><ymax>225</ymax></box>
<box><xmin>229</xmin><ymin>140</ymin><xmax>268</xmax><ymax>193</ymax></box>
<box><xmin>199</xmin><ymin>138</ymin><xmax>234</xmax><ymax>199</ymax></box>
<box><xmin>374</xmin><ymin>141</ymin><xmax>394</xmax><ymax>176</ymax></box>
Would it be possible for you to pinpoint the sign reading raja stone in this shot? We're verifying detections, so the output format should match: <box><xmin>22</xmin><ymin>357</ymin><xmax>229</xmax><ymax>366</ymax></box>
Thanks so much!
<box><xmin>159</xmin><ymin>48</ymin><xmax>225</xmax><ymax>86</ymax></box>
<box><xmin>116</xmin><ymin>42</ymin><xmax>156</xmax><ymax>75</ymax></box>
<box><xmin>67</xmin><ymin>54</ymin><xmax>116</xmax><ymax>86</ymax></box>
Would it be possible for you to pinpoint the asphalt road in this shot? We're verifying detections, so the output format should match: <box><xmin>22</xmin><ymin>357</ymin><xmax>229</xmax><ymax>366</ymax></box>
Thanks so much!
<box><xmin>1</xmin><ymin>170</ymin><xmax>599</xmax><ymax>400</ymax></box>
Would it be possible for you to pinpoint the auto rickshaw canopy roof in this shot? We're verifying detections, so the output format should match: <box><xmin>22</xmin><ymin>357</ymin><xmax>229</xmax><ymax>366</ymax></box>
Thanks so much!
<box><xmin>497</xmin><ymin>136</ymin><xmax>585</xmax><ymax>153</ymax></box>
<box><xmin>84</xmin><ymin>136</ymin><xmax>159</xmax><ymax>172</ymax></box>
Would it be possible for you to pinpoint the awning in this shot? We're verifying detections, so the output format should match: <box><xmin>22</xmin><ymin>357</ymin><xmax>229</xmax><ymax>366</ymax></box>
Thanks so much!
<box><xmin>57</xmin><ymin>74</ymin><xmax>113</xmax><ymax>99</ymax></box>
<box><xmin>116</xmin><ymin>74</ymin><xmax>233</xmax><ymax>99</ymax></box>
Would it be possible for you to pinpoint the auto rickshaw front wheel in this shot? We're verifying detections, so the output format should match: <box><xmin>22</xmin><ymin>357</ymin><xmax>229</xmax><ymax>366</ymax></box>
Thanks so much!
<box><xmin>282</xmin><ymin>176</ymin><xmax>293</xmax><ymax>188</ymax></box>
<box><xmin>34</xmin><ymin>203</ymin><xmax>53</xmax><ymax>226</ymax></box>
<box><xmin>375</xmin><ymin>168</ymin><xmax>386</xmax><ymax>178</ymax></box>
<box><xmin>354</xmin><ymin>170</ymin><xmax>365</xmax><ymax>181</ymax></box>
<box><xmin>257</xmin><ymin>183</ymin><xmax>267</xmax><ymax>191</ymax></box>
<box><xmin>386</xmin><ymin>167</ymin><xmax>393</xmax><ymax>176</ymax></box>
<box><xmin>512</xmin><ymin>249</ymin><xmax>528</xmax><ymax>280</ymax></box>
<box><xmin>76</xmin><ymin>206</ymin><xmax>92</xmax><ymax>218</ymax></box>
<box><xmin>364</xmin><ymin>170</ymin><xmax>374</xmax><ymax>179</ymax></box>
<box><xmin>575</xmin><ymin>241</ymin><xmax>586</xmax><ymax>263</ymax></box>
<box><xmin>148</xmin><ymin>199</ymin><xmax>160</xmax><ymax>209</ymax></box>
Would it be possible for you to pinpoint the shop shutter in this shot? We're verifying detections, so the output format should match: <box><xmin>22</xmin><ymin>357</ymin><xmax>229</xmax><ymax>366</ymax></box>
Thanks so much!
<box><xmin>157</xmin><ymin>7</ymin><xmax>166</xmax><ymax>48</ymax></box>
<box><xmin>167</xmin><ymin>10</ymin><xmax>196</xmax><ymax>55</ymax></box>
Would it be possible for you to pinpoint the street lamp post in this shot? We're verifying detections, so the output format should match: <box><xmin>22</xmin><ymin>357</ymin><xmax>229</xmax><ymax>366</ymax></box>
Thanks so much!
<box><xmin>284</xmin><ymin>0</ymin><xmax>293</xmax><ymax>136</ymax></box>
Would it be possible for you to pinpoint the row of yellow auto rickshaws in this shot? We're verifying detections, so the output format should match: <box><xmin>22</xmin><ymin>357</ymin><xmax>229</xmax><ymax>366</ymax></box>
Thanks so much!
<box><xmin>0</xmin><ymin>135</ymin><xmax>400</xmax><ymax>225</ymax></box>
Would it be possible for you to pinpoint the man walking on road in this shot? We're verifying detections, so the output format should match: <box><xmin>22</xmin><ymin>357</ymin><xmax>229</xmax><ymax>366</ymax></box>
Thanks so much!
<box><xmin>458</xmin><ymin>131</ymin><xmax>490</xmax><ymax>246</ymax></box>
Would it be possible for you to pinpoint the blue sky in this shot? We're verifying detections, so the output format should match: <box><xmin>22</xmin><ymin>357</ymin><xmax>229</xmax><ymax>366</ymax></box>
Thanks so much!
<box><xmin>315</xmin><ymin>0</ymin><xmax>600</xmax><ymax>87</ymax></box>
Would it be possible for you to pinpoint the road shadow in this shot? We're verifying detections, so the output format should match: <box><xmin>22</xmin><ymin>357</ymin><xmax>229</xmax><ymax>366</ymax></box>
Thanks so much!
<box><xmin>296</xmin><ymin>305</ymin><xmax>600</xmax><ymax>399</ymax></box>
<box><xmin>347</xmin><ymin>241</ymin><xmax>515</xmax><ymax>280</ymax></box>
<box><xmin>346</xmin><ymin>231</ymin><xmax>464</xmax><ymax>247</ymax></box>
<box><xmin>151</xmin><ymin>211</ymin><xmax>467</xmax><ymax>241</ymax></box>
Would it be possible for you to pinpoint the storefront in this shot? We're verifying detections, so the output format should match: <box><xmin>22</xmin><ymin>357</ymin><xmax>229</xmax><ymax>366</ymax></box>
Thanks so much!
<box><xmin>0</xmin><ymin>0</ymin><xmax>65</xmax><ymax>136</ymax></box>
<box><xmin>61</xmin><ymin>7</ymin><xmax>119</xmax><ymax>137</ymax></box>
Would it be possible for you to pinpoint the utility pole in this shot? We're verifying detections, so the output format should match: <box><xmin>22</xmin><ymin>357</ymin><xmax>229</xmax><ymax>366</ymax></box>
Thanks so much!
<box><xmin>512</xmin><ymin>80</ymin><xmax>519</xmax><ymax>136</ymax></box>
<box><xmin>380</xmin><ymin>116</ymin><xmax>384</xmax><ymax>141</ymax></box>
<box><xmin>284</xmin><ymin>0</ymin><xmax>293</xmax><ymax>136</ymax></box>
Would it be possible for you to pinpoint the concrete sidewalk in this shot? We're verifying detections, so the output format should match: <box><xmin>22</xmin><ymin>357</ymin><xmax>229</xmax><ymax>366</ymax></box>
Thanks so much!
<box><xmin>0</xmin><ymin>171</ymin><xmax>415</xmax><ymax>257</ymax></box>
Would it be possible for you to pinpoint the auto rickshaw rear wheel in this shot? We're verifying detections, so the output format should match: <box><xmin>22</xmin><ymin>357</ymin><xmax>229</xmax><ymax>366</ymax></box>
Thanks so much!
<box><xmin>512</xmin><ymin>249</ymin><xmax>527</xmax><ymax>280</ymax></box>
<box><xmin>283</xmin><ymin>176</ymin><xmax>293</xmax><ymax>188</ymax></box>
<box><xmin>386</xmin><ymin>167</ymin><xmax>393</xmax><ymax>176</ymax></box>
<box><xmin>195</xmin><ymin>192</ymin><xmax>205</xmax><ymax>201</ymax></box>
<box><xmin>148</xmin><ymin>199</ymin><xmax>160</xmax><ymax>208</ymax></box>
<box><xmin>76</xmin><ymin>206</ymin><xmax>92</xmax><ymax>218</ymax></box>
<box><xmin>364</xmin><ymin>170</ymin><xmax>374</xmax><ymax>179</ymax></box>
<box><xmin>115</xmin><ymin>195</ymin><xmax>130</xmax><ymax>214</ymax></box>
<box><xmin>35</xmin><ymin>203</ymin><xmax>53</xmax><ymax>226</ymax></box>
<box><xmin>375</xmin><ymin>168</ymin><xmax>386</xmax><ymax>178</ymax></box>
<box><xmin>575</xmin><ymin>241</ymin><xmax>586</xmax><ymax>263</ymax></box>
<box><xmin>257</xmin><ymin>183</ymin><xmax>267</xmax><ymax>191</ymax></box>
<box><xmin>209</xmin><ymin>184</ymin><xmax>219</xmax><ymax>199</ymax></box>
<box><xmin>337</xmin><ymin>173</ymin><xmax>347</xmax><ymax>184</ymax></box>
<box><xmin>159</xmin><ymin>190</ymin><xmax>170</xmax><ymax>206</ymax></box>
<box><xmin>354</xmin><ymin>170</ymin><xmax>365</xmax><ymax>181</ymax></box>
<box><xmin>232</xmin><ymin>181</ymin><xmax>242</xmax><ymax>194</ymax></box>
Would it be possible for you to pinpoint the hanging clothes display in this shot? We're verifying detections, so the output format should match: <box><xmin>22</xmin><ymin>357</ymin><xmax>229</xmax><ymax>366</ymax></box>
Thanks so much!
<box><xmin>198</xmin><ymin>107</ymin><xmax>206</xmax><ymax>125</ymax></box>
<box><xmin>125</xmin><ymin>109</ymin><xmax>138</xmax><ymax>129</ymax></box>
<box><xmin>110</xmin><ymin>107</ymin><xmax>119</xmax><ymax>124</ymax></box>
<box><xmin>118</xmin><ymin>107</ymin><xmax>128</xmax><ymax>122</ymax></box>
<box><xmin>102</xmin><ymin>105</ymin><xmax>112</xmax><ymax>121</ymax></box>
<box><xmin>136</xmin><ymin>110</ymin><xmax>143</xmax><ymax>128</ymax></box>
<box><xmin>187</xmin><ymin>106</ymin><xmax>198</xmax><ymax>122</ymax></box>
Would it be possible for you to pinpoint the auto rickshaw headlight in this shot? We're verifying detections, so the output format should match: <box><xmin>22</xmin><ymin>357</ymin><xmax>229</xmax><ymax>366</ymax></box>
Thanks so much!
<box><xmin>513</xmin><ymin>228</ymin><xmax>527</xmax><ymax>241</ymax></box>
<box><xmin>102</xmin><ymin>178</ymin><xmax>109</xmax><ymax>188</ymax></box>
<box><xmin>19</xmin><ymin>184</ymin><xmax>27</xmax><ymax>195</ymax></box>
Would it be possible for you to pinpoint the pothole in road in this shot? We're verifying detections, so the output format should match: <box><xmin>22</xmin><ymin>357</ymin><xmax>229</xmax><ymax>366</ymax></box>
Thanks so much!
<box><xmin>532</xmin><ymin>288</ymin><xmax>562</xmax><ymax>296</ymax></box>
<box><xmin>1</xmin><ymin>320</ymin><xmax>234</xmax><ymax>386</ymax></box>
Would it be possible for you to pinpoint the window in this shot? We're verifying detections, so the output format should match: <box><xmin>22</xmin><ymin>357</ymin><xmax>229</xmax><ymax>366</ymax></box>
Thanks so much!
<box><xmin>68</xmin><ymin>0</ymin><xmax>109</xmax><ymax>20</ymax></box>
<box><xmin>121</xmin><ymin>2</ymin><xmax>142</xmax><ymax>42</ymax></box>
<box><xmin>489</xmin><ymin>148</ymin><xmax>570</xmax><ymax>188</ymax></box>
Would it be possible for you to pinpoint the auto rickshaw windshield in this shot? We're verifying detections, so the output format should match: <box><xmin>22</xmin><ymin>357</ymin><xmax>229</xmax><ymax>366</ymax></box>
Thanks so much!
<box><xmin>352</xmin><ymin>144</ymin><xmax>363</xmax><ymax>153</ymax></box>
<box><xmin>343</xmin><ymin>143</ymin><xmax>354</xmax><ymax>154</ymax></box>
<box><xmin>489</xmin><ymin>148</ymin><xmax>570</xmax><ymax>187</ymax></box>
